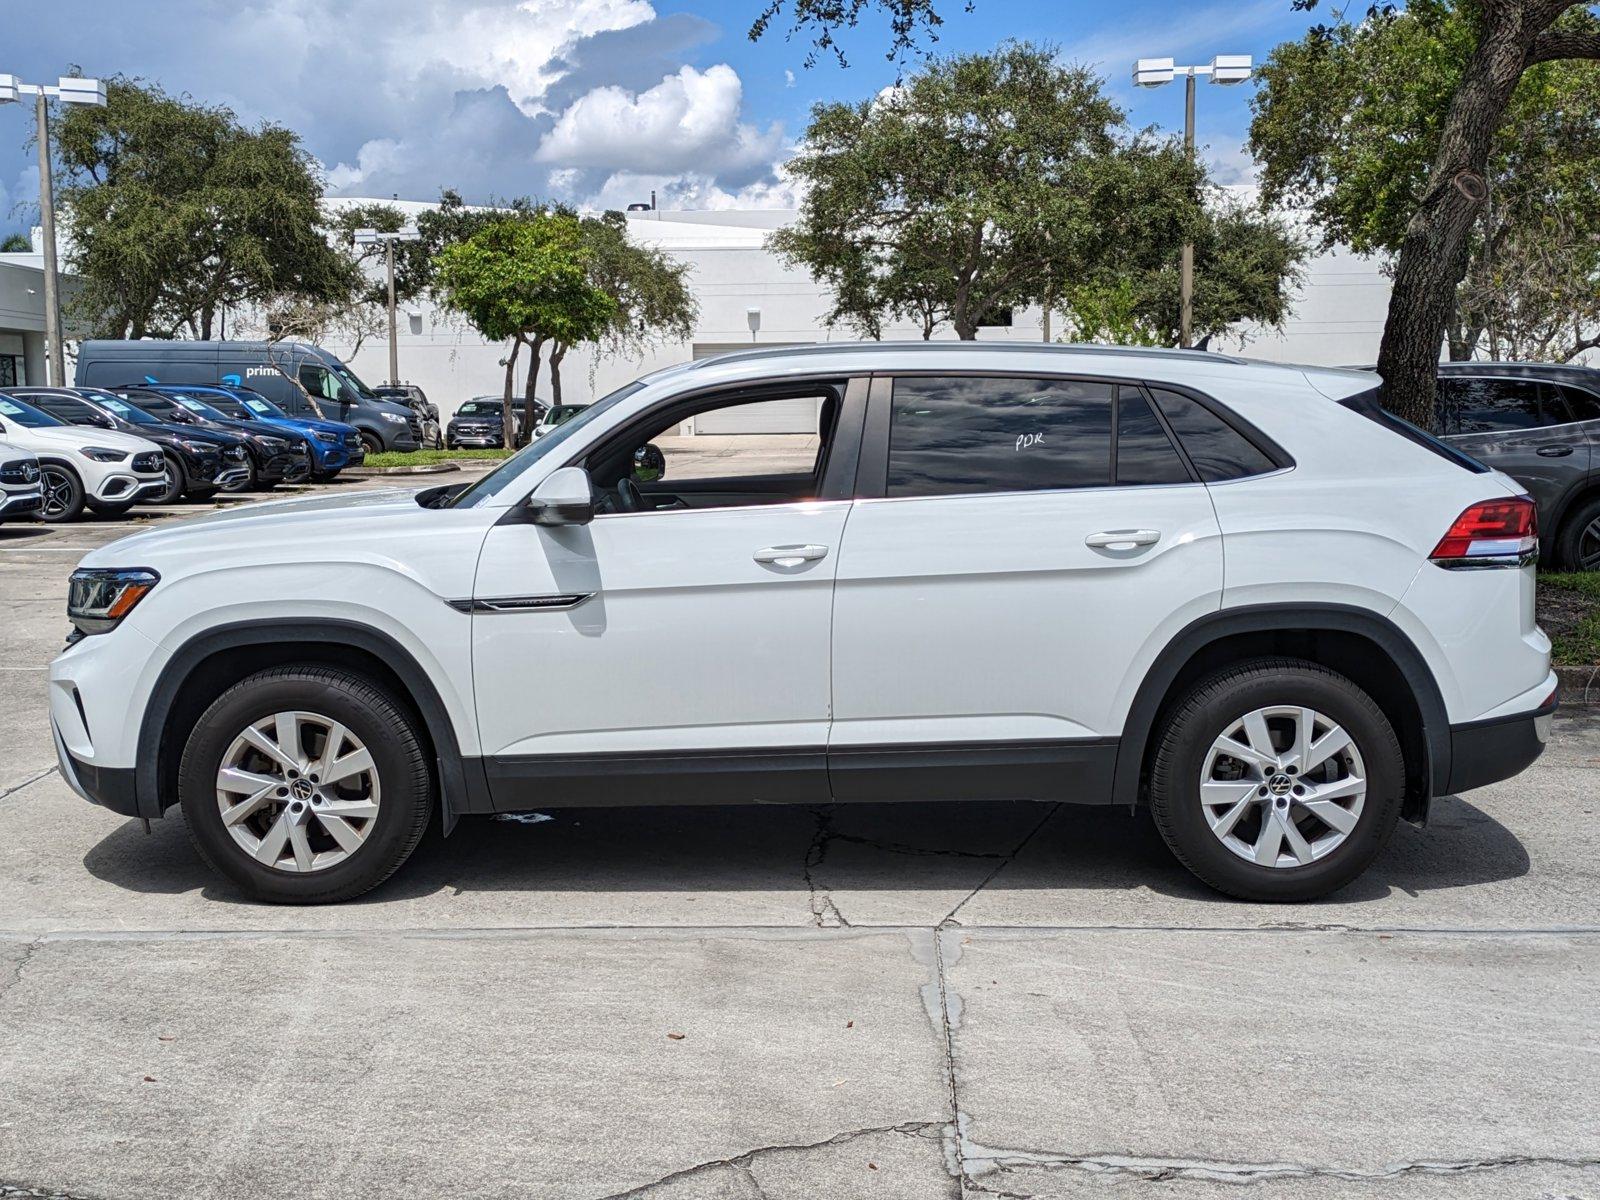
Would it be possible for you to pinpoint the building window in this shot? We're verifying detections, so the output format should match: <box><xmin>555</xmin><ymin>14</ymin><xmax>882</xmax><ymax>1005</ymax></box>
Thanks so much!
<box><xmin>0</xmin><ymin>356</ymin><xmax>18</xmax><ymax>388</ymax></box>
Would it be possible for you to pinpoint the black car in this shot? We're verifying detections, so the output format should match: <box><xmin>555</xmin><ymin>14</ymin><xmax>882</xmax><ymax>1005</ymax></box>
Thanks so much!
<box><xmin>447</xmin><ymin>396</ymin><xmax>537</xmax><ymax>449</ymax></box>
<box><xmin>119</xmin><ymin>387</ymin><xmax>311</xmax><ymax>491</ymax></box>
<box><xmin>376</xmin><ymin>385</ymin><xmax>443</xmax><ymax>449</ymax></box>
<box><xmin>9</xmin><ymin>386</ymin><xmax>252</xmax><ymax>503</ymax></box>
<box><xmin>1433</xmin><ymin>362</ymin><xmax>1600</xmax><ymax>570</ymax></box>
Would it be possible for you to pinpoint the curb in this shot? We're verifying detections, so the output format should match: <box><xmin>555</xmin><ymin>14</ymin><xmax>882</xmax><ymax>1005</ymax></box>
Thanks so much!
<box><xmin>343</xmin><ymin>464</ymin><xmax>462</xmax><ymax>477</ymax></box>
<box><xmin>1557</xmin><ymin>664</ymin><xmax>1598</xmax><ymax>707</ymax></box>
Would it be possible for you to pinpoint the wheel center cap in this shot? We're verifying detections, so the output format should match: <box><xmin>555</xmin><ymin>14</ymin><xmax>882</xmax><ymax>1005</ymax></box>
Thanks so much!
<box><xmin>291</xmin><ymin>778</ymin><xmax>315</xmax><ymax>801</ymax></box>
<box><xmin>1266</xmin><ymin>773</ymin><xmax>1294</xmax><ymax>797</ymax></box>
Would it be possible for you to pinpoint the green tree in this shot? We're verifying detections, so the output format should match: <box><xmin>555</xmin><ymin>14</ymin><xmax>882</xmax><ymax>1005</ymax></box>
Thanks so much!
<box><xmin>433</xmin><ymin>216</ymin><xmax>616</xmax><ymax>447</ymax></box>
<box><xmin>1252</xmin><ymin>1</ymin><xmax>1600</xmax><ymax>425</ymax></box>
<box><xmin>749</xmin><ymin>0</ymin><xmax>971</xmax><ymax>67</ymax></box>
<box><xmin>55</xmin><ymin>78</ymin><xmax>355</xmax><ymax>340</ymax></box>
<box><xmin>773</xmin><ymin>42</ymin><xmax>1302</xmax><ymax>344</ymax></box>
<box><xmin>0</xmin><ymin>233</ymin><xmax>30</xmax><ymax>253</ymax></box>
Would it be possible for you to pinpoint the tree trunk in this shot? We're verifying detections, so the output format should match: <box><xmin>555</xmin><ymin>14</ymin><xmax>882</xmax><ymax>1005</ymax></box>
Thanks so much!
<box><xmin>522</xmin><ymin>336</ymin><xmax>546</xmax><ymax>445</ymax></box>
<box><xmin>550</xmin><ymin>344</ymin><xmax>567</xmax><ymax>405</ymax></box>
<box><xmin>501</xmin><ymin>337</ymin><xmax>521</xmax><ymax>450</ymax></box>
<box><xmin>1375</xmin><ymin>13</ymin><xmax>1550</xmax><ymax>427</ymax></box>
<box><xmin>199</xmin><ymin>303</ymin><xmax>214</xmax><ymax>341</ymax></box>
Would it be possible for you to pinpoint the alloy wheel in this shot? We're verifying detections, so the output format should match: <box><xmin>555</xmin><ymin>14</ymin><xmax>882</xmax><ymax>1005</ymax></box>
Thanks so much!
<box><xmin>40</xmin><ymin>466</ymin><xmax>75</xmax><ymax>518</ymax></box>
<box><xmin>1580</xmin><ymin>516</ymin><xmax>1600</xmax><ymax>572</ymax></box>
<box><xmin>215</xmin><ymin>710</ymin><xmax>382</xmax><ymax>873</ymax></box>
<box><xmin>1198</xmin><ymin>705</ymin><xmax>1366</xmax><ymax>868</ymax></box>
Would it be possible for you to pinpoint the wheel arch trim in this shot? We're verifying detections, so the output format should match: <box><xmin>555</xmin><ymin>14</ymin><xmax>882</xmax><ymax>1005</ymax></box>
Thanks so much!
<box><xmin>135</xmin><ymin>618</ymin><xmax>489</xmax><ymax>828</ymax></box>
<box><xmin>1112</xmin><ymin>603</ymin><xmax>1450</xmax><ymax>808</ymax></box>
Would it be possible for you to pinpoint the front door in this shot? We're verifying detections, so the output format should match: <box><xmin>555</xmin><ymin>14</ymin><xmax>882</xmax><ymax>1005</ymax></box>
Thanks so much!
<box><xmin>829</xmin><ymin>374</ymin><xmax>1224</xmax><ymax>801</ymax></box>
<box><xmin>470</xmin><ymin>381</ymin><xmax>863</xmax><ymax>808</ymax></box>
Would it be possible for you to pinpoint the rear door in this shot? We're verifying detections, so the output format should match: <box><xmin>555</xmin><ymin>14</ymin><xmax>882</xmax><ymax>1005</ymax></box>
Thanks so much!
<box><xmin>828</xmin><ymin>374</ymin><xmax>1223</xmax><ymax>801</ymax></box>
<box><xmin>1438</xmin><ymin>377</ymin><xmax>1591</xmax><ymax>519</ymax></box>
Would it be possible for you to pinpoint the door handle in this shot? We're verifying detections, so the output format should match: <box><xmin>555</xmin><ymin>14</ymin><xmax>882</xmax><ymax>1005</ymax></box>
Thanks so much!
<box><xmin>754</xmin><ymin>544</ymin><xmax>829</xmax><ymax>567</ymax></box>
<box><xmin>1537</xmin><ymin>445</ymin><xmax>1575</xmax><ymax>458</ymax></box>
<box><xmin>1085</xmin><ymin>529</ymin><xmax>1161</xmax><ymax>550</ymax></box>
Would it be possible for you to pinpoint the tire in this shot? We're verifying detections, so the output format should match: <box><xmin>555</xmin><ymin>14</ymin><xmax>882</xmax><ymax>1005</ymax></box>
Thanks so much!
<box><xmin>38</xmin><ymin>463</ymin><xmax>85</xmax><ymax>523</ymax></box>
<box><xmin>178</xmin><ymin>666</ymin><xmax>433</xmax><ymax>904</ymax></box>
<box><xmin>85</xmin><ymin>499</ymin><xmax>134</xmax><ymax>516</ymax></box>
<box><xmin>1555</xmin><ymin>493</ymin><xmax>1600</xmax><ymax>572</ymax></box>
<box><xmin>1148</xmin><ymin>657</ymin><xmax>1403</xmax><ymax>902</ymax></box>
<box><xmin>360</xmin><ymin>432</ymin><xmax>382</xmax><ymax>456</ymax></box>
<box><xmin>151</xmin><ymin>453</ymin><xmax>186</xmax><ymax>505</ymax></box>
<box><xmin>222</xmin><ymin>458</ymin><xmax>255</xmax><ymax>493</ymax></box>
<box><xmin>310</xmin><ymin>470</ymin><xmax>339</xmax><ymax>483</ymax></box>
<box><xmin>187</xmin><ymin>486</ymin><xmax>220</xmax><ymax>503</ymax></box>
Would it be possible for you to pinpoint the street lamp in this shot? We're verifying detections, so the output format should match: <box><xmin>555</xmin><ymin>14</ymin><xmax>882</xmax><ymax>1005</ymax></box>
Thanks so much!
<box><xmin>353</xmin><ymin>227</ymin><xmax>422</xmax><ymax>386</ymax></box>
<box><xmin>1132</xmin><ymin>54</ymin><xmax>1252</xmax><ymax>348</ymax></box>
<box><xmin>0</xmin><ymin>74</ymin><xmax>107</xmax><ymax>386</ymax></box>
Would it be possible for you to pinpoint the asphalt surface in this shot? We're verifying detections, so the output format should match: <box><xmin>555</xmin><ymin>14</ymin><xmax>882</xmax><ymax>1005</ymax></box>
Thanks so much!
<box><xmin>1</xmin><ymin>473</ymin><xmax>1597</xmax><ymax>1200</ymax></box>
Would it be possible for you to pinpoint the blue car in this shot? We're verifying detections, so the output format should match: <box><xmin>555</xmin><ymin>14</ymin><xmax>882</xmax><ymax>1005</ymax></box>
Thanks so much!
<box><xmin>155</xmin><ymin>384</ymin><xmax>365</xmax><ymax>481</ymax></box>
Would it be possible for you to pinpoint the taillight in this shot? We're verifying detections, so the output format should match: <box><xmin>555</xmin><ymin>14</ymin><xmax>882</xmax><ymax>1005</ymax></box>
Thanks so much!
<box><xmin>1430</xmin><ymin>496</ymin><xmax>1538</xmax><ymax>568</ymax></box>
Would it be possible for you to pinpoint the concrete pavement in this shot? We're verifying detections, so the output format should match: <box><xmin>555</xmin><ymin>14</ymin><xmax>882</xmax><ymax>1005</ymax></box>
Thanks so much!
<box><xmin>1</xmin><ymin>479</ymin><xmax>1597</xmax><ymax>1199</ymax></box>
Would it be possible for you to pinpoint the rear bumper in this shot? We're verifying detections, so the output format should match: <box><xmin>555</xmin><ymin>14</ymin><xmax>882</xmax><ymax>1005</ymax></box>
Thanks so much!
<box><xmin>1445</xmin><ymin>694</ymin><xmax>1556</xmax><ymax>794</ymax></box>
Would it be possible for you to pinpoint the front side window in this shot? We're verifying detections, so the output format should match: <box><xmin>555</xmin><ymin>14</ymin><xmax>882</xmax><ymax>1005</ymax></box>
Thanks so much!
<box><xmin>887</xmin><ymin>376</ymin><xmax>1113</xmax><ymax>498</ymax></box>
<box><xmin>1437</xmin><ymin>377</ymin><xmax>1553</xmax><ymax>434</ymax></box>
<box><xmin>0</xmin><ymin>396</ymin><xmax>64</xmax><ymax>428</ymax></box>
<box><xmin>1149</xmin><ymin>388</ymin><xmax>1278</xmax><ymax>482</ymax></box>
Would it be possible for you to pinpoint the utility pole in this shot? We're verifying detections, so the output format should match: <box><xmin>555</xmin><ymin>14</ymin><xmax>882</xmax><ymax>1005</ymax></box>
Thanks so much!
<box><xmin>0</xmin><ymin>74</ymin><xmax>107</xmax><ymax>385</ymax></box>
<box><xmin>354</xmin><ymin>226</ymin><xmax>421</xmax><ymax>386</ymax></box>
<box><xmin>1132</xmin><ymin>55</ymin><xmax>1253</xmax><ymax>349</ymax></box>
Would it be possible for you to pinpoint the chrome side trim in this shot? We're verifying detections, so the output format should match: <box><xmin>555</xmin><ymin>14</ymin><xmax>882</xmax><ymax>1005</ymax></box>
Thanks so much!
<box><xmin>1430</xmin><ymin>549</ymin><xmax>1539</xmax><ymax>571</ymax></box>
<box><xmin>446</xmin><ymin>593</ymin><xmax>593</xmax><ymax>614</ymax></box>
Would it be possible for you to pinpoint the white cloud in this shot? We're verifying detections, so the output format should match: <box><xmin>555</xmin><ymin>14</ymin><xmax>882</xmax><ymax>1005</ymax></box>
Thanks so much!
<box><xmin>536</xmin><ymin>64</ymin><xmax>783</xmax><ymax>176</ymax></box>
<box><xmin>784</xmin><ymin>70</ymin><xmax>796</xmax><ymax>88</ymax></box>
<box><xmin>585</xmin><ymin>166</ymin><xmax>803</xmax><ymax>212</ymax></box>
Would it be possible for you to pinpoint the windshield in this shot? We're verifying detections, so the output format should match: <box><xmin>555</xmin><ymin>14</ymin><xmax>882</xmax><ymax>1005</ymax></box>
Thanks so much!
<box><xmin>457</xmin><ymin>401</ymin><xmax>501</xmax><ymax>416</ymax></box>
<box><xmin>0</xmin><ymin>395</ymin><xmax>65</xmax><ymax>428</ymax></box>
<box><xmin>85</xmin><ymin>393</ymin><xmax>160</xmax><ymax>426</ymax></box>
<box><xmin>549</xmin><ymin>405</ymin><xmax>586</xmax><ymax>424</ymax></box>
<box><xmin>173</xmin><ymin>395</ymin><xmax>231</xmax><ymax>421</ymax></box>
<box><xmin>449</xmin><ymin>382</ymin><xmax>644</xmax><ymax>509</ymax></box>
<box><xmin>243</xmin><ymin>396</ymin><xmax>290</xmax><ymax>419</ymax></box>
<box><xmin>330</xmin><ymin>363</ymin><xmax>379</xmax><ymax>401</ymax></box>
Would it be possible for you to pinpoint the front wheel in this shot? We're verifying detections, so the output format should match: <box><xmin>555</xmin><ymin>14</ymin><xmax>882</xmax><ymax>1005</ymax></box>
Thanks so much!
<box><xmin>38</xmin><ymin>463</ymin><xmax>85</xmax><ymax>522</ymax></box>
<box><xmin>178</xmin><ymin>667</ymin><xmax>433</xmax><ymax>903</ymax></box>
<box><xmin>1149</xmin><ymin>658</ymin><xmax>1403</xmax><ymax>902</ymax></box>
<box><xmin>359</xmin><ymin>432</ymin><xmax>382</xmax><ymax>457</ymax></box>
<box><xmin>1555</xmin><ymin>494</ymin><xmax>1600</xmax><ymax>572</ymax></box>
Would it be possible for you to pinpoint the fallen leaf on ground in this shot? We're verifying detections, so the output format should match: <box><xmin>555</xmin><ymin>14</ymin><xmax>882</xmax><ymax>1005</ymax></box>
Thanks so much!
<box><xmin>666</xmin><ymin>1032</ymin><xmax>685</xmax><ymax>1041</ymax></box>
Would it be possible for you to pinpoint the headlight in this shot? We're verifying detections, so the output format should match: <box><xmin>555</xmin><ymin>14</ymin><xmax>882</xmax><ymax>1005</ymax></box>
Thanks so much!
<box><xmin>179</xmin><ymin>439</ymin><xmax>213</xmax><ymax>454</ymax></box>
<box><xmin>83</xmin><ymin>447</ymin><xmax>129</xmax><ymax>463</ymax></box>
<box><xmin>67</xmin><ymin>567</ymin><xmax>159</xmax><ymax>636</ymax></box>
<box><xmin>380</xmin><ymin>412</ymin><xmax>407</xmax><ymax>424</ymax></box>
<box><xmin>314</xmin><ymin>430</ymin><xmax>340</xmax><ymax>444</ymax></box>
<box><xmin>250</xmin><ymin>434</ymin><xmax>288</xmax><ymax>451</ymax></box>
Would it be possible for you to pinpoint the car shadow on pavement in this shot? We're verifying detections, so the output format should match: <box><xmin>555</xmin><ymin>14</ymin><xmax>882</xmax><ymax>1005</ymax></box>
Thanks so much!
<box><xmin>80</xmin><ymin>792</ymin><xmax>1530</xmax><ymax>911</ymax></box>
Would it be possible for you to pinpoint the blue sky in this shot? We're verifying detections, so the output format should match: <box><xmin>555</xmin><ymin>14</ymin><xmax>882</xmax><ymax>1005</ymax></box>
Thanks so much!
<box><xmin>0</xmin><ymin>0</ymin><xmax>1321</xmax><ymax>239</ymax></box>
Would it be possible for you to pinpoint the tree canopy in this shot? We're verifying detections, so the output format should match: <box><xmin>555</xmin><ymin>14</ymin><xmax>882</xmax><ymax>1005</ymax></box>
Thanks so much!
<box><xmin>772</xmin><ymin>41</ymin><xmax>1304</xmax><ymax>345</ymax></box>
<box><xmin>55</xmin><ymin>78</ymin><xmax>355</xmax><ymax>340</ymax></box>
<box><xmin>748</xmin><ymin>0</ymin><xmax>972</xmax><ymax>67</ymax></box>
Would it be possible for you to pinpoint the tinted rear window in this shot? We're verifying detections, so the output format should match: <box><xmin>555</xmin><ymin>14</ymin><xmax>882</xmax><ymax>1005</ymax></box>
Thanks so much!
<box><xmin>1148</xmin><ymin>388</ymin><xmax>1278</xmax><ymax>481</ymax></box>
<box><xmin>1115</xmin><ymin>389</ymin><xmax>1191</xmax><ymax>486</ymax></box>
<box><xmin>1346</xmin><ymin>388</ymin><xmax>1488</xmax><ymax>473</ymax></box>
<box><xmin>887</xmin><ymin>376</ymin><xmax>1113</xmax><ymax>498</ymax></box>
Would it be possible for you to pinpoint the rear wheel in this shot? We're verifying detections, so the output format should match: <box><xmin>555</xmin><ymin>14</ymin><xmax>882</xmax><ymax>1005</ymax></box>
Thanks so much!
<box><xmin>1555</xmin><ymin>494</ymin><xmax>1600</xmax><ymax>572</ymax></box>
<box><xmin>38</xmin><ymin>463</ymin><xmax>84</xmax><ymax>523</ymax></box>
<box><xmin>1149</xmin><ymin>658</ymin><xmax>1403</xmax><ymax>901</ymax></box>
<box><xmin>178</xmin><ymin>667</ymin><xmax>432</xmax><ymax>904</ymax></box>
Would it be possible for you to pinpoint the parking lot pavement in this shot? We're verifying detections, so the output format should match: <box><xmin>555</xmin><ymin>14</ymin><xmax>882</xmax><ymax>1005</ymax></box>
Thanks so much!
<box><xmin>2</xmin><ymin>484</ymin><xmax>1598</xmax><ymax>1199</ymax></box>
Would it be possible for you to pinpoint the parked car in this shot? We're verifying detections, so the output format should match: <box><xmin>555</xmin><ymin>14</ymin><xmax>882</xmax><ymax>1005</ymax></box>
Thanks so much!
<box><xmin>74</xmin><ymin>339</ymin><xmax>422</xmax><ymax>455</ymax></box>
<box><xmin>51</xmin><ymin>344</ymin><xmax>1554</xmax><ymax>904</ymax></box>
<box><xmin>446</xmin><ymin>396</ymin><xmax>533</xmax><ymax>449</ymax></box>
<box><xmin>0</xmin><ymin>441</ymin><xmax>43</xmax><ymax>523</ymax></box>
<box><xmin>533</xmin><ymin>403</ymin><xmax>589</xmax><ymax>439</ymax></box>
<box><xmin>159</xmin><ymin>384</ymin><xmax>365</xmax><ymax>482</ymax></box>
<box><xmin>0</xmin><ymin>390</ymin><xmax>166</xmax><ymax>521</ymax></box>
<box><xmin>374</xmin><ymin>384</ymin><xmax>442</xmax><ymax>449</ymax></box>
<box><xmin>10</xmin><ymin>386</ymin><xmax>252</xmax><ymax>503</ymax></box>
<box><xmin>118</xmin><ymin>387</ymin><xmax>311</xmax><ymax>491</ymax></box>
<box><xmin>1433</xmin><ymin>362</ymin><xmax>1600</xmax><ymax>571</ymax></box>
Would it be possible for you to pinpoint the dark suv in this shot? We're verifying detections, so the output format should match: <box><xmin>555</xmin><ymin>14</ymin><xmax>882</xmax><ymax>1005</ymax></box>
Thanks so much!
<box><xmin>1434</xmin><ymin>363</ymin><xmax>1600</xmax><ymax>570</ymax></box>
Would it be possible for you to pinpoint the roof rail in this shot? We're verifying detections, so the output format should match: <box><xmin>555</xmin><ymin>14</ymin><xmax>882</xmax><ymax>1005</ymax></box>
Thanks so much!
<box><xmin>692</xmin><ymin>340</ymin><xmax>1247</xmax><ymax>369</ymax></box>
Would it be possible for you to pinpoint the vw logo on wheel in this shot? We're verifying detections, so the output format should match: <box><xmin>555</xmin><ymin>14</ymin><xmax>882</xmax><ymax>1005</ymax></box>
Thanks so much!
<box><xmin>1267</xmin><ymin>773</ymin><xmax>1294</xmax><ymax>797</ymax></box>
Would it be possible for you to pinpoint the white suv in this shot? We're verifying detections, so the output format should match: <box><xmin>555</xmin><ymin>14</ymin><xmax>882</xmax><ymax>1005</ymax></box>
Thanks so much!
<box><xmin>0</xmin><ymin>391</ymin><xmax>167</xmax><ymax>521</ymax></box>
<box><xmin>49</xmin><ymin>345</ymin><xmax>1555</xmax><ymax>904</ymax></box>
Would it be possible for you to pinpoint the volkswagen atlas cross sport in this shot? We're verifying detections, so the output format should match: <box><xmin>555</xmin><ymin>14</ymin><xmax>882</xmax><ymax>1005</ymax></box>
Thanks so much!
<box><xmin>50</xmin><ymin>344</ymin><xmax>1556</xmax><ymax>905</ymax></box>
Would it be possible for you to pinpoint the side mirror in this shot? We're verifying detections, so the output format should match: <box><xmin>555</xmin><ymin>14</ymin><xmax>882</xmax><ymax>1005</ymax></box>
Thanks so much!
<box><xmin>632</xmin><ymin>443</ymin><xmax>666</xmax><ymax>484</ymax></box>
<box><xmin>525</xmin><ymin>466</ymin><xmax>594</xmax><ymax>526</ymax></box>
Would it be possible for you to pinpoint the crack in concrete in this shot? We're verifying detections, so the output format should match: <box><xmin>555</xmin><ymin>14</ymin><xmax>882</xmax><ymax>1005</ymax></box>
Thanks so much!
<box><xmin>801</xmin><ymin>806</ymin><xmax>851</xmax><ymax>928</ymax></box>
<box><xmin>586</xmin><ymin>1121</ymin><xmax>946</xmax><ymax>1199</ymax></box>
<box><xmin>940</xmin><ymin>803</ymin><xmax>1060</xmax><ymax>928</ymax></box>
<box><xmin>0</xmin><ymin>766</ymin><xmax>59</xmax><ymax>806</ymax></box>
<box><xmin>0</xmin><ymin>937</ymin><xmax>42</xmax><ymax>1002</ymax></box>
<box><xmin>2</xmin><ymin>1181</ymin><xmax>111</xmax><ymax>1200</ymax></box>
<box><xmin>957</xmin><ymin>1146</ymin><xmax>1600</xmax><ymax>1186</ymax></box>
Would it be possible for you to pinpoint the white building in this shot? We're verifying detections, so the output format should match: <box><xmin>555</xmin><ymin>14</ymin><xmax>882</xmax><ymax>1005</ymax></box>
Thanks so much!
<box><xmin>0</xmin><ymin>238</ymin><xmax>50</xmax><ymax>387</ymax></box>
<box><xmin>322</xmin><ymin>199</ymin><xmax>1393</xmax><ymax>429</ymax></box>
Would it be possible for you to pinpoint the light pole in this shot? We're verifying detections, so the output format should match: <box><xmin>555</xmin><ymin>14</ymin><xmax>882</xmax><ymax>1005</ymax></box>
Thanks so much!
<box><xmin>0</xmin><ymin>74</ymin><xmax>107</xmax><ymax>385</ymax></box>
<box><xmin>1132</xmin><ymin>54</ymin><xmax>1252</xmax><ymax>348</ymax></box>
<box><xmin>353</xmin><ymin>227</ymin><xmax>421</xmax><ymax>386</ymax></box>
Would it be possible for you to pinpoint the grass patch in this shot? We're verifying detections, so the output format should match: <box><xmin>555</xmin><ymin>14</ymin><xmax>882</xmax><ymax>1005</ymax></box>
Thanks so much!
<box><xmin>362</xmin><ymin>448</ymin><xmax>514</xmax><ymax>469</ymax></box>
<box><xmin>1538</xmin><ymin>571</ymin><xmax>1600</xmax><ymax>666</ymax></box>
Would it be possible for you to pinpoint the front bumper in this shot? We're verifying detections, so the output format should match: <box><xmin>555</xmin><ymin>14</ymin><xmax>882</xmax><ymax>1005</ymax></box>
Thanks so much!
<box><xmin>53</xmin><ymin>718</ymin><xmax>141</xmax><ymax>817</ymax></box>
<box><xmin>256</xmin><ymin>450</ymin><xmax>309</xmax><ymax>484</ymax></box>
<box><xmin>448</xmin><ymin>431</ymin><xmax>503</xmax><ymax>448</ymax></box>
<box><xmin>92</xmin><ymin>473</ymin><xmax>167</xmax><ymax>504</ymax></box>
<box><xmin>0</xmin><ymin>486</ymin><xmax>43</xmax><ymax>516</ymax></box>
<box><xmin>213</xmin><ymin>465</ymin><xmax>251</xmax><ymax>489</ymax></box>
<box><xmin>1444</xmin><ymin>692</ymin><xmax>1557</xmax><ymax>794</ymax></box>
